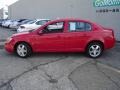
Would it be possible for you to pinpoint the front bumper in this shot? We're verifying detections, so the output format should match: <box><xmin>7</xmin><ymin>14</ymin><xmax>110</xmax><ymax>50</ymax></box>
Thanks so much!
<box><xmin>4</xmin><ymin>41</ymin><xmax>14</xmax><ymax>53</ymax></box>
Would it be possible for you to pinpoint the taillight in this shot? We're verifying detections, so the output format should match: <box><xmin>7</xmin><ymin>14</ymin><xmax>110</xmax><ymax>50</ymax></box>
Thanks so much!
<box><xmin>104</xmin><ymin>27</ymin><xmax>115</xmax><ymax>38</ymax></box>
<box><xmin>20</xmin><ymin>26</ymin><xmax>25</xmax><ymax>28</ymax></box>
<box><xmin>109</xmin><ymin>29</ymin><xmax>115</xmax><ymax>38</ymax></box>
<box><xmin>112</xmin><ymin>30</ymin><xmax>114</xmax><ymax>37</ymax></box>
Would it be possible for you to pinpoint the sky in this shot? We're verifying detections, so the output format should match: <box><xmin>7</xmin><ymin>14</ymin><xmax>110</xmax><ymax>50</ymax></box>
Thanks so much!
<box><xmin>0</xmin><ymin>0</ymin><xmax>18</xmax><ymax>9</ymax></box>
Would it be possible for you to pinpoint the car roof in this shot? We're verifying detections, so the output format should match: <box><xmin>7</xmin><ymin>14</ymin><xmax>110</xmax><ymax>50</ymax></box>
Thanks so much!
<box><xmin>36</xmin><ymin>19</ymin><xmax>50</xmax><ymax>21</ymax></box>
<box><xmin>46</xmin><ymin>18</ymin><xmax>93</xmax><ymax>24</ymax></box>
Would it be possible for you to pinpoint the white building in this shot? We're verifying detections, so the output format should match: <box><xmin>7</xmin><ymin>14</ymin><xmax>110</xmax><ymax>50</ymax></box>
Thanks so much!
<box><xmin>0</xmin><ymin>8</ymin><xmax>4</xmax><ymax>19</ymax></box>
<box><xmin>8</xmin><ymin>0</ymin><xmax>120</xmax><ymax>41</ymax></box>
<box><xmin>0</xmin><ymin>7</ymin><xmax>8</xmax><ymax>19</ymax></box>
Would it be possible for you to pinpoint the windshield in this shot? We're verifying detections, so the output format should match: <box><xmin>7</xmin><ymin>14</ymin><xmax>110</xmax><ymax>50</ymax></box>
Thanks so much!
<box><xmin>22</xmin><ymin>20</ymin><xmax>33</xmax><ymax>24</ymax></box>
<box><xmin>27</xmin><ymin>20</ymin><xmax>36</xmax><ymax>24</ymax></box>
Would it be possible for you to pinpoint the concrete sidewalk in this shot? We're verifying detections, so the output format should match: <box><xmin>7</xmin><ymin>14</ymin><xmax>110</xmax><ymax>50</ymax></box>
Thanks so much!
<box><xmin>0</xmin><ymin>27</ymin><xmax>15</xmax><ymax>49</ymax></box>
<box><xmin>0</xmin><ymin>58</ymin><xmax>120</xmax><ymax>90</ymax></box>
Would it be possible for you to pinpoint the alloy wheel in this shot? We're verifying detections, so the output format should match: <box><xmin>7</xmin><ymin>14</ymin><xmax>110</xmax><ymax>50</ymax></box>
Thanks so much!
<box><xmin>17</xmin><ymin>44</ymin><xmax>27</xmax><ymax>57</ymax></box>
<box><xmin>89</xmin><ymin>44</ymin><xmax>102</xmax><ymax>58</ymax></box>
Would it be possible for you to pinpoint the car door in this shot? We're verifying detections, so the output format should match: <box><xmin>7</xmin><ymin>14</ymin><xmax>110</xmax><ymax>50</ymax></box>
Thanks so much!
<box><xmin>34</xmin><ymin>21</ymin><xmax>66</xmax><ymax>52</ymax></box>
<box><xmin>65</xmin><ymin>20</ymin><xmax>92</xmax><ymax>51</ymax></box>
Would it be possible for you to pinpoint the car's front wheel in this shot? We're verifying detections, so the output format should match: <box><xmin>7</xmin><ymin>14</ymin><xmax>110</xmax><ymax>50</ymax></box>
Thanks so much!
<box><xmin>86</xmin><ymin>42</ymin><xmax>103</xmax><ymax>58</ymax></box>
<box><xmin>15</xmin><ymin>43</ymin><xmax>32</xmax><ymax>58</ymax></box>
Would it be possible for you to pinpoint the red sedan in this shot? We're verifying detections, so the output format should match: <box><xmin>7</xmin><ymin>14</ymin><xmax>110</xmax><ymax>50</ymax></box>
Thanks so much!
<box><xmin>5</xmin><ymin>18</ymin><xmax>115</xmax><ymax>58</ymax></box>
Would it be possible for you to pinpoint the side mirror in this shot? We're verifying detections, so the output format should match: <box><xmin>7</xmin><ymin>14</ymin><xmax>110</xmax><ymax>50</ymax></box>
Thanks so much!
<box><xmin>94</xmin><ymin>27</ymin><xmax>98</xmax><ymax>30</ymax></box>
<box><xmin>38</xmin><ymin>30</ymin><xmax>43</xmax><ymax>35</ymax></box>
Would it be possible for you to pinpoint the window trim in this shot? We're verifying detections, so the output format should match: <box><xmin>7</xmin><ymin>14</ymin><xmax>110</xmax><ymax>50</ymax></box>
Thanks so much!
<box><xmin>68</xmin><ymin>21</ymin><xmax>92</xmax><ymax>32</ymax></box>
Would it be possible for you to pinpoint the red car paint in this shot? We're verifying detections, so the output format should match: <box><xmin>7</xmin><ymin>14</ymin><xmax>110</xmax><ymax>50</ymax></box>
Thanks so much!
<box><xmin>5</xmin><ymin>18</ymin><xmax>115</xmax><ymax>54</ymax></box>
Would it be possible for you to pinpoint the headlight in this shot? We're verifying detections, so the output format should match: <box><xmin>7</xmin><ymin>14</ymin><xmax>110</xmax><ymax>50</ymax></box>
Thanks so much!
<box><xmin>6</xmin><ymin>37</ymin><xmax>13</xmax><ymax>43</ymax></box>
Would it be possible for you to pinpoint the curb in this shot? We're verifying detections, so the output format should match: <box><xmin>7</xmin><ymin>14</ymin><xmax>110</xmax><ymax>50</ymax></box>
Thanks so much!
<box><xmin>0</xmin><ymin>41</ymin><xmax>5</xmax><ymax>49</ymax></box>
<box><xmin>0</xmin><ymin>39</ymin><xmax>6</xmax><ymax>42</ymax></box>
<box><xmin>0</xmin><ymin>45</ymin><xmax>4</xmax><ymax>49</ymax></box>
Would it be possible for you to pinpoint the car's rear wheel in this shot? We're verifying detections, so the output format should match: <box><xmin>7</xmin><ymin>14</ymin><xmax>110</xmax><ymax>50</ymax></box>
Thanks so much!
<box><xmin>86</xmin><ymin>42</ymin><xmax>103</xmax><ymax>58</ymax></box>
<box><xmin>15</xmin><ymin>43</ymin><xmax>32</xmax><ymax>58</ymax></box>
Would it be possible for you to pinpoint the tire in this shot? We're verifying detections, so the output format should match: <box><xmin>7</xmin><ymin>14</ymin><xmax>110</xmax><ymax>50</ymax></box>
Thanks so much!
<box><xmin>15</xmin><ymin>42</ymin><xmax>32</xmax><ymax>58</ymax></box>
<box><xmin>8</xmin><ymin>25</ymin><xmax>10</xmax><ymax>28</ymax></box>
<box><xmin>86</xmin><ymin>42</ymin><xmax>103</xmax><ymax>58</ymax></box>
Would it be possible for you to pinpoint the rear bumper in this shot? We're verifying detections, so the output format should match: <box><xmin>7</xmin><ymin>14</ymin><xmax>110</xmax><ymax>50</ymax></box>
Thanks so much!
<box><xmin>104</xmin><ymin>37</ymin><xmax>116</xmax><ymax>49</ymax></box>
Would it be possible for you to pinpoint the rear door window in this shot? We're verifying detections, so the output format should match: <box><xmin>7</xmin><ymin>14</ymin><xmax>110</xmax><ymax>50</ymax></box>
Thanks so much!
<box><xmin>69</xmin><ymin>21</ymin><xmax>92</xmax><ymax>32</ymax></box>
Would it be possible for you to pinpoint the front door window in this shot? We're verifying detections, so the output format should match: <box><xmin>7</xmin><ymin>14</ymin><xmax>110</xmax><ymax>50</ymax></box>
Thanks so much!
<box><xmin>42</xmin><ymin>22</ymin><xmax>64</xmax><ymax>33</ymax></box>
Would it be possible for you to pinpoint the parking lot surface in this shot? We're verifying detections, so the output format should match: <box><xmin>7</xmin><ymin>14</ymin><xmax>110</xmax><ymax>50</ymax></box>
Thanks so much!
<box><xmin>0</xmin><ymin>27</ymin><xmax>120</xmax><ymax>90</ymax></box>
